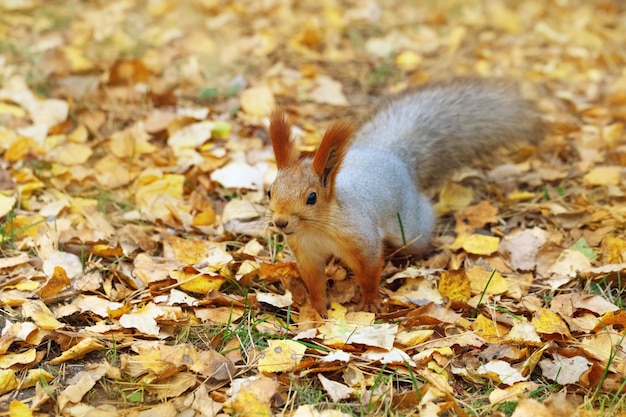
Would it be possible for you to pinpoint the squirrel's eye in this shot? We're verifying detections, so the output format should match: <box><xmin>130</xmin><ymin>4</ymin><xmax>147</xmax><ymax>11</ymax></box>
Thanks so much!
<box><xmin>267</xmin><ymin>189</ymin><xmax>271</xmax><ymax>199</ymax></box>
<box><xmin>306</xmin><ymin>192</ymin><xmax>317</xmax><ymax>205</ymax></box>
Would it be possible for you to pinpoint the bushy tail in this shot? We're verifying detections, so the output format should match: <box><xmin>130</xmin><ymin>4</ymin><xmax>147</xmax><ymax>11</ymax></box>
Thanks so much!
<box><xmin>353</xmin><ymin>77</ymin><xmax>544</xmax><ymax>188</ymax></box>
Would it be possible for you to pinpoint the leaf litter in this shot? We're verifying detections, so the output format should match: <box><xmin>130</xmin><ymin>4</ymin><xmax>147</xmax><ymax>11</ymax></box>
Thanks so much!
<box><xmin>0</xmin><ymin>0</ymin><xmax>626</xmax><ymax>416</ymax></box>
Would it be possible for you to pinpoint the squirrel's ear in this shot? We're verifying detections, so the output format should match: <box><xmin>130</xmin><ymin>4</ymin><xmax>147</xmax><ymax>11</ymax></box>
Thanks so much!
<box><xmin>269</xmin><ymin>110</ymin><xmax>298</xmax><ymax>169</ymax></box>
<box><xmin>312</xmin><ymin>120</ymin><xmax>354</xmax><ymax>188</ymax></box>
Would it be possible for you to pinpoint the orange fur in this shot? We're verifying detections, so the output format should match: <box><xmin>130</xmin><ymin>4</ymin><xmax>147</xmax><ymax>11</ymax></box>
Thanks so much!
<box><xmin>269</xmin><ymin>110</ymin><xmax>297</xmax><ymax>168</ymax></box>
<box><xmin>311</xmin><ymin>120</ymin><xmax>354</xmax><ymax>185</ymax></box>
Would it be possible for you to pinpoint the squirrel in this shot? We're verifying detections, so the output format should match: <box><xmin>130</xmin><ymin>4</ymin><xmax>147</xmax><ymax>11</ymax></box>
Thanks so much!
<box><xmin>267</xmin><ymin>77</ymin><xmax>544</xmax><ymax>316</ymax></box>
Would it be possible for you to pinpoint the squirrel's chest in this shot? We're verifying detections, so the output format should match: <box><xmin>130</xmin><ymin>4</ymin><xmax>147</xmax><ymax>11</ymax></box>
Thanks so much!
<box><xmin>287</xmin><ymin>227</ymin><xmax>345</xmax><ymax>259</ymax></box>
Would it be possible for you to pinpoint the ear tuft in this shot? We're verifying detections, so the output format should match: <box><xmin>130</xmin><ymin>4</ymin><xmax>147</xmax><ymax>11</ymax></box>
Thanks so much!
<box><xmin>312</xmin><ymin>120</ymin><xmax>354</xmax><ymax>186</ymax></box>
<box><xmin>269</xmin><ymin>110</ymin><xmax>298</xmax><ymax>168</ymax></box>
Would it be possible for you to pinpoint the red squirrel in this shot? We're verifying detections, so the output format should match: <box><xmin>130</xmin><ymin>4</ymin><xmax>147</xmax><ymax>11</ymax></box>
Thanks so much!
<box><xmin>267</xmin><ymin>77</ymin><xmax>544</xmax><ymax>316</ymax></box>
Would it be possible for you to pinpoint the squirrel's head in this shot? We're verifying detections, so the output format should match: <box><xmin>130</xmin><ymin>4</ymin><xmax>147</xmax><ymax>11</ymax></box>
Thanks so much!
<box><xmin>267</xmin><ymin>110</ymin><xmax>353</xmax><ymax>236</ymax></box>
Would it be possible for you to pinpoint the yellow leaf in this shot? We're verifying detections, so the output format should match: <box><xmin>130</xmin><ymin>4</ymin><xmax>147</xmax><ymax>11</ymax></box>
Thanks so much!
<box><xmin>0</xmin><ymin>102</ymin><xmax>26</xmax><ymax>118</ymax></box>
<box><xmin>49</xmin><ymin>338</ymin><xmax>105</xmax><ymax>365</ymax></box>
<box><xmin>489</xmin><ymin>3</ymin><xmax>520</xmax><ymax>33</ymax></box>
<box><xmin>531</xmin><ymin>308</ymin><xmax>571</xmax><ymax>339</ymax></box>
<box><xmin>583</xmin><ymin>166</ymin><xmax>621</xmax><ymax>186</ymax></box>
<box><xmin>0</xmin><ymin>369</ymin><xmax>17</xmax><ymax>395</ymax></box>
<box><xmin>471</xmin><ymin>314</ymin><xmax>509</xmax><ymax>343</ymax></box>
<box><xmin>507</xmin><ymin>190</ymin><xmax>536</xmax><ymax>201</ymax></box>
<box><xmin>448</xmin><ymin>26</ymin><xmax>466</xmax><ymax>55</ymax></box>
<box><xmin>395</xmin><ymin>329</ymin><xmax>434</xmax><ymax>346</ymax></box>
<box><xmin>0</xmin><ymin>348</ymin><xmax>37</xmax><ymax>368</ymax></box>
<box><xmin>231</xmin><ymin>391</ymin><xmax>271</xmax><ymax>417</ymax></box>
<box><xmin>438</xmin><ymin>270</ymin><xmax>471</xmax><ymax>302</ymax></box>
<box><xmin>434</xmin><ymin>182</ymin><xmax>473</xmax><ymax>216</ymax></box>
<box><xmin>4</xmin><ymin>137</ymin><xmax>42</xmax><ymax>161</ymax></box>
<box><xmin>37</xmin><ymin>266</ymin><xmax>71</xmax><ymax>299</ymax></box>
<box><xmin>211</xmin><ymin>121</ymin><xmax>232</xmax><ymax>140</ymax></box>
<box><xmin>192</xmin><ymin>208</ymin><xmax>216</xmax><ymax>226</ymax></box>
<box><xmin>21</xmin><ymin>300</ymin><xmax>64</xmax><ymax>330</ymax></box>
<box><xmin>68</xmin><ymin>124</ymin><xmax>88</xmax><ymax>143</ymax></box>
<box><xmin>171</xmin><ymin>269</ymin><xmax>226</xmax><ymax>295</ymax></box>
<box><xmin>258</xmin><ymin>340</ymin><xmax>307</xmax><ymax>373</ymax></box>
<box><xmin>395</xmin><ymin>51</ymin><xmax>422</xmax><ymax>71</ymax></box>
<box><xmin>61</xmin><ymin>46</ymin><xmax>95</xmax><ymax>72</ymax></box>
<box><xmin>240</xmin><ymin>86</ymin><xmax>275</xmax><ymax>117</ymax></box>
<box><xmin>467</xmin><ymin>265</ymin><xmax>508</xmax><ymax>295</ymax></box>
<box><xmin>9</xmin><ymin>400</ymin><xmax>32</xmax><ymax>417</ymax></box>
<box><xmin>48</xmin><ymin>143</ymin><xmax>93</xmax><ymax>165</ymax></box>
<box><xmin>135</xmin><ymin>173</ymin><xmax>184</xmax><ymax>208</ymax></box>
<box><xmin>462</xmin><ymin>234</ymin><xmax>500</xmax><ymax>255</ymax></box>
<box><xmin>602</xmin><ymin>236</ymin><xmax>626</xmax><ymax>264</ymax></box>
<box><xmin>22</xmin><ymin>369</ymin><xmax>53</xmax><ymax>389</ymax></box>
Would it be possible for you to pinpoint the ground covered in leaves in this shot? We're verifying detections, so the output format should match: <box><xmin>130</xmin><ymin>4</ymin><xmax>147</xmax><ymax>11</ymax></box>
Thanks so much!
<box><xmin>1</xmin><ymin>0</ymin><xmax>626</xmax><ymax>416</ymax></box>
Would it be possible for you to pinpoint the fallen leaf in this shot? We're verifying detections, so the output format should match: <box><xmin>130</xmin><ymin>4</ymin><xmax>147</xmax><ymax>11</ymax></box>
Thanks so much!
<box><xmin>318</xmin><ymin>374</ymin><xmax>354</xmax><ymax>402</ymax></box>
<box><xmin>258</xmin><ymin>340</ymin><xmax>307</xmax><ymax>373</ymax></box>
<box><xmin>538</xmin><ymin>353</ymin><xmax>590</xmax><ymax>385</ymax></box>
<box><xmin>583</xmin><ymin>166</ymin><xmax>621</xmax><ymax>186</ymax></box>
<box><xmin>240</xmin><ymin>86</ymin><xmax>275</xmax><ymax>117</ymax></box>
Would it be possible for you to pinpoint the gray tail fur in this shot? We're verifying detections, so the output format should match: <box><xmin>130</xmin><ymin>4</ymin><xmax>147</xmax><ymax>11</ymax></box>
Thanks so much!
<box><xmin>353</xmin><ymin>77</ymin><xmax>544</xmax><ymax>188</ymax></box>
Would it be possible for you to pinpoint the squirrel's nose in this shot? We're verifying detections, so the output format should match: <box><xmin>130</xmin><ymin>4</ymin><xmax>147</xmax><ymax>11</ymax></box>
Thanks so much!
<box><xmin>273</xmin><ymin>218</ymin><xmax>288</xmax><ymax>229</ymax></box>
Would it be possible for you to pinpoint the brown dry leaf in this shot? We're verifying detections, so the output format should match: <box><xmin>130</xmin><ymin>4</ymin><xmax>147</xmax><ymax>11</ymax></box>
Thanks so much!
<box><xmin>405</xmin><ymin>303</ymin><xmax>461</xmax><ymax>326</ymax></box>
<box><xmin>547</xmin><ymin>249</ymin><xmax>592</xmax><ymax>278</ymax></box>
<box><xmin>148</xmin><ymin>372</ymin><xmax>198</xmax><ymax>401</ymax></box>
<box><xmin>538</xmin><ymin>353</ymin><xmax>590</xmax><ymax>385</ymax></box>
<box><xmin>488</xmin><ymin>381</ymin><xmax>540</xmax><ymax>405</ymax></box>
<box><xmin>457</xmin><ymin>201</ymin><xmax>499</xmax><ymax>229</ymax></box>
<box><xmin>118</xmin><ymin>303</ymin><xmax>164</xmax><ymax>336</ymax></box>
<box><xmin>500</xmin><ymin>227</ymin><xmax>548</xmax><ymax>271</ymax></box>
<box><xmin>108</xmin><ymin>59</ymin><xmax>151</xmax><ymax>85</ymax></box>
<box><xmin>478</xmin><ymin>360</ymin><xmax>527</xmax><ymax>386</ymax></box>
<box><xmin>318</xmin><ymin>374</ymin><xmax>354</xmax><ymax>402</ymax></box>
<box><xmin>392</xmin><ymin>276</ymin><xmax>444</xmax><ymax>305</ymax></box>
<box><xmin>510</xmin><ymin>399</ymin><xmax>553</xmax><ymax>417</ymax></box>
<box><xmin>57</xmin><ymin>362</ymin><xmax>110</xmax><ymax>410</ymax></box>
<box><xmin>395</xmin><ymin>329</ymin><xmax>434</xmax><ymax>347</ymax></box>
